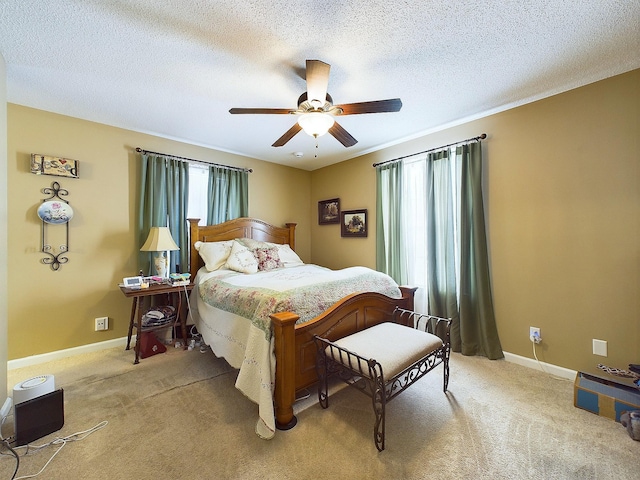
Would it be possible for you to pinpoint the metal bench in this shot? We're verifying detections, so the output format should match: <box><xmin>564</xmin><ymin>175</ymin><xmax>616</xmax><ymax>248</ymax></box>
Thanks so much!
<box><xmin>314</xmin><ymin>307</ymin><xmax>451</xmax><ymax>451</ymax></box>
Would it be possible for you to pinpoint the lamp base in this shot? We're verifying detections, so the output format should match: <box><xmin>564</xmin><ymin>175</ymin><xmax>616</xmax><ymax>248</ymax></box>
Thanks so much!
<box><xmin>152</xmin><ymin>251</ymin><xmax>168</xmax><ymax>278</ymax></box>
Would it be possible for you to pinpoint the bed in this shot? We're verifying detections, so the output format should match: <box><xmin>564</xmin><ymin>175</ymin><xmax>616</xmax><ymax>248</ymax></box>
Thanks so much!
<box><xmin>187</xmin><ymin>217</ymin><xmax>416</xmax><ymax>438</ymax></box>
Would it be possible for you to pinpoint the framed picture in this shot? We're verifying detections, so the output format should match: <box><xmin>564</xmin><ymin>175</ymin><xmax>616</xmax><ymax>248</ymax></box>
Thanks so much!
<box><xmin>31</xmin><ymin>154</ymin><xmax>79</xmax><ymax>179</ymax></box>
<box><xmin>318</xmin><ymin>198</ymin><xmax>340</xmax><ymax>225</ymax></box>
<box><xmin>341</xmin><ymin>209</ymin><xmax>368</xmax><ymax>237</ymax></box>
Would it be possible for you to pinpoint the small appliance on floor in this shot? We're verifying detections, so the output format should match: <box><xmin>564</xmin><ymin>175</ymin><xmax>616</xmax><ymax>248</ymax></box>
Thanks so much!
<box><xmin>139</xmin><ymin>331</ymin><xmax>167</xmax><ymax>358</ymax></box>
<box><xmin>12</xmin><ymin>375</ymin><xmax>64</xmax><ymax>446</ymax></box>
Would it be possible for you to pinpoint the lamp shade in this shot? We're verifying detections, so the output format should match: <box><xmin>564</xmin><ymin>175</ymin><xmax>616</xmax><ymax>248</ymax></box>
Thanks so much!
<box><xmin>140</xmin><ymin>227</ymin><xmax>180</xmax><ymax>252</ymax></box>
<box><xmin>298</xmin><ymin>112</ymin><xmax>335</xmax><ymax>138</ymax></box>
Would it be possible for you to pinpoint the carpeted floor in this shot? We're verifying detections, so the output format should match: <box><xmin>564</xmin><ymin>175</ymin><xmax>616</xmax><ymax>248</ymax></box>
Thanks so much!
<box><xmin>1</xmin><ymin>345</ymin><xmax>638</xmax><ymax>479</ymax></box>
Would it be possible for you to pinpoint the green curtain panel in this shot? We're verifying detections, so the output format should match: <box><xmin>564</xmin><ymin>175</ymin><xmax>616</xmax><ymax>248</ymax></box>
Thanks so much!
<box><xmin>207</xmin><ymin>165</ymin><xmax>248</xmax><ymax>225</ymax></box>
<box><xmin>425</xmin><ymin>150</ymin><xmax>461</xmax><ymax>342</ymax></box>
<box><xmin>376</xmin><ymin>161</ymin><xmax>407</xmax><ymax>285</ymax></box>
<box><xmin>375</xmin><ymin>141</ymin><xmax>503</xmax><ymax>360</ymax></box>
<box><xmin>456</xmin><ymin>143</ymin><xmax>503</xmax><ymax>359</ymax></box>
<box><xmin>166</xmin><ymin>158</ymin><xmax>190</xmax><ymax>273</ymax></box>
<box><xmin>137</xmin><ymin>154</ymin><xmax>189</xmax><ymax>274</ymax></box>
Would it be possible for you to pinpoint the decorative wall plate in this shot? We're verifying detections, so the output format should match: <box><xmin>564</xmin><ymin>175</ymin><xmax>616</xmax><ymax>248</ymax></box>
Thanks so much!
<box><xmin>38</xmin><ymin>200</ymin><xmax>74</xmax><ymax>224</ymax></box>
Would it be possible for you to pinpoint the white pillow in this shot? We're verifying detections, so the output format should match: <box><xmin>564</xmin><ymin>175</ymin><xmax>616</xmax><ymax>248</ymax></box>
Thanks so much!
<box><xmin>224</xmin><ymin>240</ymin><xmax>259</xmax><ymax>274</ymax></box>
<box><xmin>195</xmin><ymin>240</ymin><xmax>233</xmax><ymax>272</ymax></box>
<box><xmin>237</xmin><ymin>237</ymin><xmax>269</xmax><ymax>250</ymax></box>
<box><xmin>277</xmin><ymin>244</ymin><xmax>304</xmax><ymax>267</ymax></box>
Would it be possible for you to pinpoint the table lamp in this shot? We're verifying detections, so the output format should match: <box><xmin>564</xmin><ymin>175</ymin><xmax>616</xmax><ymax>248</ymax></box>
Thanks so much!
<box><xmin>140</xmin><ymin>227</ymin><xmax>180</xmax><ymax>278</ymax></box>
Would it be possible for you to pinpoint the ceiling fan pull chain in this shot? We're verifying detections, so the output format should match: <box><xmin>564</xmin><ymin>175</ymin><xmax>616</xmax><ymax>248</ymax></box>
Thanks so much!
<box><xmin>315</xmin><ymin>138</ymin><xmax>319</xmax><ymax>158</ymax></box>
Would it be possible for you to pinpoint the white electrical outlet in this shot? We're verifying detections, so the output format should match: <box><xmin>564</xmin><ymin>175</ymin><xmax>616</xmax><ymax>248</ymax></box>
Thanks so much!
<box><xmin>95</xmin><ymin>317</ymin><xmax>108</xmax><ymax>331</ymax></box>
<box><xmin>529</xmin><ymin>326</ymin><xmax>541</xmax><ymax>344</ymax></box>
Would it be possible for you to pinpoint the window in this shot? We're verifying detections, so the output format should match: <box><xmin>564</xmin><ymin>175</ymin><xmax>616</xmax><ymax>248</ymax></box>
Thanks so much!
<box><xmin>401</xmin><ymin>148</ymin><xmax>460</xmax><ymax>311</ymax></box>
<box><xmin>377</xmin><ymin>140</ymin><xmax>503</xmax><ymax>358</ymax></box>
<box><xmin>187</xmin><ymin>163</ymin><xmax>208</xmax><ymax>225</ymax></box>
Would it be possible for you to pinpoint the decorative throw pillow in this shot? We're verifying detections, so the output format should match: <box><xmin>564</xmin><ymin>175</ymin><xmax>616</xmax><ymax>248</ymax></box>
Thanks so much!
<box><xmin>254</xmin><ymin>246</ymin><xmax>284</xmax><ymax>271</ymax></box>
<box><xmin>237</xmin><ymin>237</ymin><xmax>270</xmax><ymax>250</ymax></box>
<box><xmin>224</xmin><ymin>240</ymin><xmax>259</xmax><ymax>274</ymax></box>
<box><xmin>276</xmin><ymin>244</ymin><xmax>304</xmax><ymax>267</ymax></box>
<box><xmin>195</xmin><ymin>240</ymin><xmax>234</xmax><ymax>272</ymax></box>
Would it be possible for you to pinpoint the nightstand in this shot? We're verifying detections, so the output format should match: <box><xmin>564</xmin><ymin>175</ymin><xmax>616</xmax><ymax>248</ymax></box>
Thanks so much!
<box><xmin>119</xmin><ymin>282</ymin><xmax>194</xmax><ymax>364</ymax></box>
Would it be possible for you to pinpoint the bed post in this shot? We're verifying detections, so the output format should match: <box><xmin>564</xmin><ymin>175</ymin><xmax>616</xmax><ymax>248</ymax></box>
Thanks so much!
<box><xmin>285</xmin><ymin>223</ymin><xmax>296</xmax><ymax>250</ymax></box>
<box><xmin>188</xmin><ymin>219</ymin><xmax>200</xmax><ymax>278</ymax></box>
<box><xmin>270</xmin><ymin>311</ymin><xmax>299</xmax><ymax>430</ymax></box>
<box><xmin>398</xmin><ymin>286</ymin><xmax>417</xmax><ymax>311</ymax></box>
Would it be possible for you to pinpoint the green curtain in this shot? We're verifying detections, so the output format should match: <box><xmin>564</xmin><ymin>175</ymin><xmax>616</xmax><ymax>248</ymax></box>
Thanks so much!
<box><xmin>375</xmin><ymin>161</ymin><xmax>407</xmax><ymax>284</ymax></box>
<box><xmin>137</xmin><ymin>154</ymin><xmax>189</xmax><ymax>274</ymax></box>
<box><xmin>166</xmin><ymin>158</ymin><xmax>190</xmax><ymax>273</ymax></box>
<box><xmin>425</xmin><ymin>150</ymin><xmax>461</xmax><ymax>342</ymax></box>
<box><xmin>375</xmin><ymin>141</ymin><xmax>503</xmax><ymax>360</ymax></box>
<box><xmin>206</xmin><ymin>165</ymin><xmax>248</xmax><ymax>225</ymax></box>
<box><xmin>456</xmin><ymin>143</ymin><xmax>503</xmax><ymax>359</ymax></box>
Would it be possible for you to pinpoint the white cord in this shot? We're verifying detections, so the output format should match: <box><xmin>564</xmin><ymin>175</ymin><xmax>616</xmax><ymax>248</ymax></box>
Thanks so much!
<box><xmin>532</xmin><ymin>341</ymin><xmax>548</xmax><ymax>374</ymax></box>
<box><xmin>10</xmin><ymin>421</ymin><xmax>108</xmax><ymax>480</ymax></box>
<box><xmin>1</xmin><ymin>413</ymin><xmax>10</xmax><ymax>437</ymax></box>
<box><xmin>183</xmin><ymin>284</ymin><xmax>195</xmax><ymax>324</ymax></box>
<box><xmin>532</xmin><ymin>342</ymin><xmax>566</xmax><ymax>382</ymax></box>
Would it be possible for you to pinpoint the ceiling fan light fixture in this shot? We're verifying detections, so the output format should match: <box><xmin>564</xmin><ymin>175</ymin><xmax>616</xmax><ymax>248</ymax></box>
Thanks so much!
<box><xmin>298</xmin><ymin>112</ymin><xmax>334</xmax><ymax>138</ymax></box>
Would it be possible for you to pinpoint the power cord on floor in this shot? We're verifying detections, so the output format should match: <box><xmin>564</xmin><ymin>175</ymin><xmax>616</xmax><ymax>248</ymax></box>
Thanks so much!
<box><xmin>0</xmin><ymin>437</ymin><xmax>19</xmax><ymax>480</ymax></box>
<box><xmin>1</xmin><ymin>420</ymin><xmax>108</xmax><ymax>480</ymax></box>
<box><xmin>0</xmin><ymin>412</ymin><xmax>19</xmax><ymax>477</ymax></box>
<box><xmin>532</xmin><ymin>342</ymin><xmax>567</xmax><ymax>382</ymax></box>
<box><xmin>532</xmin><ymin>340</ymin><xmax>548</xmax><ymax>374</ymax></box>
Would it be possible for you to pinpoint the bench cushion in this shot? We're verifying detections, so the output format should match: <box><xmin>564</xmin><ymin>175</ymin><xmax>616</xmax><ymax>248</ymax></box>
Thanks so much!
<box><xmin>328</xmin><ymin>322</ymin><xmax>444</xmax><ymax>379</ymax></box>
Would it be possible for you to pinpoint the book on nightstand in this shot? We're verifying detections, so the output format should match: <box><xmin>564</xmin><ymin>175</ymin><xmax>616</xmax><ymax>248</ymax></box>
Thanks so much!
<box><xmin>169</xmin><ymin>273</ymin><xmax>191</xmax><ymax>286</ymax></box>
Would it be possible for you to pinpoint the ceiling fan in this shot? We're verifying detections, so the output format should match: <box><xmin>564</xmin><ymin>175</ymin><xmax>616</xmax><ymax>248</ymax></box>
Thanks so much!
<box><xmin>229</xmin><ymin>60</ymin><xmax>402</xmax><ymax>148</ymax></box>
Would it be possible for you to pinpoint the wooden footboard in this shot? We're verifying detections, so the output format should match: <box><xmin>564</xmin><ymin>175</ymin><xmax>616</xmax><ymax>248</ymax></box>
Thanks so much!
<box><xmin>187</xmin><ymin>217</ymin><xmax>416</xmax><ymax>432</ymax></box>
<box><xmin>270</xmin><ymin>286</ymin><xmax>416</xmax><ymax>430</ymax></box>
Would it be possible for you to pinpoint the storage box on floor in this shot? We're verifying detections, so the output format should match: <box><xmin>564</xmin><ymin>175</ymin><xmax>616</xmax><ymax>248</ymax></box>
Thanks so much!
<box><xmin>574</xmin><ymin>371</ymin><xmax>640</xmax><ymax>422</ymax></box>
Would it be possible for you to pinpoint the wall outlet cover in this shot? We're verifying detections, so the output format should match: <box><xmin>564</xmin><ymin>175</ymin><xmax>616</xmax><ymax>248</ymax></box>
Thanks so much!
<box><xmin>592</xmin><ymin>339</ymin><xmax>607</xmax><ymax>357</ymax></box>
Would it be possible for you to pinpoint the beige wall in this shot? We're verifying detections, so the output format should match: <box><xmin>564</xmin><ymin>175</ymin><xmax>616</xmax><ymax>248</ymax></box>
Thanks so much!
<box><xmin>7</xmin><ymin>105</ymin><xmax>310</xmax><ymax>360</ymax></box>
<box><xmin>1</xmin><ymin>54</ymin><xmax>8</xmax><ymax>400</ymax></box>
<box><xmin>311</xmin><ymin>69</ymin><xmax>640</xmax><ymax>375</ymax></box>
<box><xmin>7</xmin><ymin>70</ymin><xmax>639</xmax><ymax>377</ymax></box>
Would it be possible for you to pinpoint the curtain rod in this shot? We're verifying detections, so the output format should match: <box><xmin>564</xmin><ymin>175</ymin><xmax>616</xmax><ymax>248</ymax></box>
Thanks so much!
<box><xmin>135</xmin><ymin>147</ymin><xmax>253</xmax><ymax>173</ymax></box>
<box><xmin>372</xmin><ymin>133</ymin><xmax>487</xmax><ymax>168</ymax></box>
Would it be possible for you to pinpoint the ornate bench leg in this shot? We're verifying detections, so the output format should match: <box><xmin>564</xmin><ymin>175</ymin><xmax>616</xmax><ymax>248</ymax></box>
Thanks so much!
<box><xmin>372</xmin><ymin>387</ymin><xmax>386</xmax><ymax>451</ymax></box>
<box><xmin>369</xmin><ymin>360</ymin><xmax>386</xmax><ymax>452</ymax></box>
<box><xmin>443</xmin><ymin>347</ymin><xmax>451</xmax><ymax>392</ymax></box>
<box><xmin>316</xmin><ymin>347</ymin><xmax>329</xmax><ymax>409</ymax></box>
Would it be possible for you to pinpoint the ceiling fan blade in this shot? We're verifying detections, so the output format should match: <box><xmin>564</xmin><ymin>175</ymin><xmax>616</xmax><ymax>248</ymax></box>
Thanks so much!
<box><xmin>229</xmin><ymin>107</ymin><xmax>296</xmax><ymax>115</ymax></box>
<box><xmin>305</xmin><ymin>60</ymin><xmax>330</xmax><ymax>107</ymax></box>
<box><xmin>334</xmin><ymin>98</ymin><xmax>402</xmax><ymax>115</ymax></box>
<box><xmin>272</xmin><ymin>122</ymin><xmax>302</xmax><ymax>147</ymax></box>
<box><xmin>329</xmin><ymin>122</ymin><xmax>358</xmax><ymax>147</ymax></box>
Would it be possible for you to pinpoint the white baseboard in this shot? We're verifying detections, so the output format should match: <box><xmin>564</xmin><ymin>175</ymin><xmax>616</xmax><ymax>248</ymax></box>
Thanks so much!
<box><xmin>503</xmin><ymin>351</ymin><xmax>577</xmax><ymax>381</ymax></box>
<box><xmin>8</xmin><ymin>337</ymin><xmax>129</xmax><ymax>370</ymax></box>
<box><xmin>8</xmin><ymin>338</ymin><xmax>577</xmax><ymax>382</ymax></box>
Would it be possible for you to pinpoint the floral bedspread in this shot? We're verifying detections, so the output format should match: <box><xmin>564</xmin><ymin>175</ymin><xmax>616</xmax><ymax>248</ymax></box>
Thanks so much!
<box><xmin>198</xmin><ymin>264</ymin><xmax>402</xmax><ymax>339</ymax></box>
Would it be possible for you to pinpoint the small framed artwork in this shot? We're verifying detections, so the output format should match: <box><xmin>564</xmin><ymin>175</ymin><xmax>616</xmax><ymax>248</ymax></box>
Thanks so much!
<box><xmin>318</xmin><ymin>198</ymin><xmax>340</xmax><ymax>225</ymax></box>
<box><xmin>341</xmin><ymin>209</ymin><xmax>368</xmax><ymax>237</ymax></box>
<box><xmin>31</xmin><ymin>154</ymin><xmax>79</xmax><ymax>179</ymax></box>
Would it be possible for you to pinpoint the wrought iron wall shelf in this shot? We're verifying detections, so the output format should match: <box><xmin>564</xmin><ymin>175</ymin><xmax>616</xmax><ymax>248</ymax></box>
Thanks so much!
<box><xmin>38</xmin><ymin>181</ymin><xmax>73</xmax><ymax>270</ymax></box>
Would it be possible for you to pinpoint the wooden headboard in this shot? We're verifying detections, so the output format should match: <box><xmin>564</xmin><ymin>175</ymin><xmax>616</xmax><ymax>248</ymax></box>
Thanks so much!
<box><xmin>188</xmin><ymin>217</ymin><xmax>297</xmax><ymax>278</ymax></box>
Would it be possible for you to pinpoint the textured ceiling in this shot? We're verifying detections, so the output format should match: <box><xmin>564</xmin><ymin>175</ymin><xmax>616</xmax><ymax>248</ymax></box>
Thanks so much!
<box><xmin>1</xmin><ymin>1</ymin><xmax>639</xmax><ymax>170</ymax></box>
